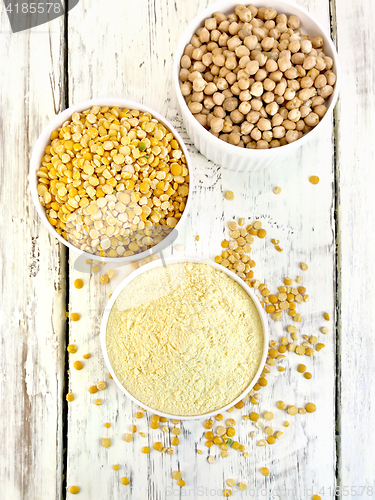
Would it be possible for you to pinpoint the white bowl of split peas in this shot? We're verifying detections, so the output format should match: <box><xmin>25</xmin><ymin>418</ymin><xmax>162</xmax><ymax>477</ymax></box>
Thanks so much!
<box><xmin>174</xmin><ymin>0</ymin><xmax>340</xmax><ymax>170</ymax></box>
<box><xmin>29</xmin><ymin>98</ymin><xmax>193</xmax><ymax>263</ymax></box>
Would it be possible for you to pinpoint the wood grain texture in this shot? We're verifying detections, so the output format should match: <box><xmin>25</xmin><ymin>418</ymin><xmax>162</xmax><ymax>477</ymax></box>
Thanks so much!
<box><xmin>0</xmin><ymin>11</ymin><xmax>66</xmax><ymax>500</ymax></box>
<box><xmin>65</xmin><ymin>1</ymin><xmax>337</xmax><ymax>499</ymax></box>
<box><xmin>334</xmin><ymin>0</ymin><xmax>375</xmax><ymax>493</ymax></box>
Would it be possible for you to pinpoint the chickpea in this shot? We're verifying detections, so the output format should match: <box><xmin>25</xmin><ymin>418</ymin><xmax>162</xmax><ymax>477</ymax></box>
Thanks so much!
<box><xmin>205</xmin><ymin>17</ymin><xmax>217</xmax><ymax>31</ymax></box>
<box><xmin>325</xmin><ymin>70</ymin><xmax>337</xmax><ymax>86</ymax></box>
<box><xmin>258</xmin><ymin>118</ymin><xmax>272</xmax><ymax>131</ymax></box>
<box><xmin>241</xmin><ymin>121</ymin><xmax>254</xmax><ymax>135</ymax></box>
<box><xmin>288</xmin><ymin>109</ymin><xmax>301</xmax><ymax>122</ymax></box>
<box><xmin>266</xmin><ymin>101</ymin><xmax>278</xmax><ymax>116</ymax></box>
<box><xmin>284</xmin><ymin>88</ymin><xmax>295</xmax><ymax>100</ymax></box>
<box><xmin>239</xmin><ymin>101</ymin><xmax>251</xmax><ymax>114</ymax></box>
<box><xmin>318</xmin><ymin>85</ymin><xmax>333</xmax><ymax>98</ymax></box>
<box><xmin>271</xmin><ymin>113</ymin><xmax>283</xmax><ymax>126</ymax></box>
<box><xmin>300</xmin><ymin>39</ymin><xmax>312</xmax><ymax>54</ymax></box>
<box><xmin>188</xmin><ymin>101</ymin><xmax>203</xmax><ymax>114</ymax></box>
<box><xmin>304</xmin><ymin>112</ymin><xmax>320</xmax><ymax>127</ymax></box>
<box><xmin>213</xmin><ymin>106</ymin><xmax>226</xmax><ymax>119</ymax></box>
<box><xmin>311</xmin><ymin>36</ymin><xmax>323</xmax><ymax>48</ymax></box>
<box><xmin>202</xmin><ymin>52</ymin><xmax>213</xmax><ymax>66</ymax></box>
<box><xmin>230</xmin><ymin>109</ymin><xmax>244</xmax><ymax>124</ymax></box>
<box><xmin>291</xmin><ymin>52</ymin><xmax>305</xmax><ymax>65</ymax></box>
<box><xmin>300</xmin><ymin>105</ymin><xmax>311</xmax><ymax>118</ymax></box>
<box><xmin>210</xmin><ymin>117</ymin><xmax>224</xmax><ymax>133</ymax></box>
<box><xmin>239</xmin><ymin>89</ymin><xmax>251</xmax><ymax>101</ymax></box>
<box><xmin>195</xmin><ymin>113</ymin><xmax>207</xmax><ymax>127</ymax></box>
<box><xmin>212</xmin><ymin>92</ymin><xmax>225</xmax><ymax>105</ymax></box>
<box><xmin>193</xmin><ymin>78</ymin><xmax>206</xmax><ymax>92</ymax></box>
<box><xmin>203</xmin><ymin>96</ymin><xmax>215</xmax><ymax>109</ymax></box>
<box><xmin>303</xmin><ymin>56</ymin><xmax>316</xmax><ymax>70</ymax></box>
<box><xmin>204</xmin><ymin>82</ymin><xmax>218</xmax><ymax>95</ymax></box>
<box><xmin>180</xmin><ymin>55</ymin><xmax>191</xmax><ymax>69</ymax></box>
<box><xmin>250</xmin><ymin>81</ymin><xmax>263</xmax><ymax>97</ymax></box>
<box><xmin>180</xmin><ymin>82</ymin><xmax>192</xmax><ymax>96</ymax></box>
<box><xmin>228</xmin><ymin>131</ymin><xmax>241</xmax><ymax>145</ymax></box>
<box><xmin>314</xmin><ymin>104</ymin><xmax>327</xmax><ymax>118</ymax></box>
<box><xmin>261</xmin><ymin>36</ymin><xmax>275</xmax><ymax>51</ymax></box>
<box><xmin>250</xmin><ymin>127</ymin><xmax>262</xmax><ymax>141</ymax></box>
<box><xmin>265</xmin><ymin>58</ymin><xmax>278</xmax><ymax>72</ymax></box>
<box><xmin>283</xmin><ymin>119</ymin><xmax>296</xmax><ymax>130</ymax></box>
<box><xmin>273</xmin><ymin>125</ymin><xmax>286</xmax><ymax>138</ymax></box>
<box><xmin>191</xmin><ymin>91</ymin><xmax>204</xmax><ymax>103</ymax></box>
<box><xmin>226</xmin><ymin>72</ymin><xmax>237</xmax><ymax>85</ymax></box>
<box><xmin>199</xmin><ymin>27</ymin><xmax>210</xmax><ymax>43</ymax></box>
<box><xmin>244</xmin><ymin>35</ymin><xmax>258</xmax><ymax>51</ymax></box>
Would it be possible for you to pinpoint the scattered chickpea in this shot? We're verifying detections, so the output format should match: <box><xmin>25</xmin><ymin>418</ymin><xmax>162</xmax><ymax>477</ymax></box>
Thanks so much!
<box><xmin>173</xmin><ymin>471</ymin><xmax>182</xmax><ymax>480</ymax></box>
<box><xmin>324</xmin><ymin>312</ymin><xmax>330</xmax><ymax>321</ymax></box>
<box><xmin>94</xmin><ymin>399</ymin><xmax>102</xmax><ymax>405</ymax></box>
<box><xmin>224</xmin><ymin>190</ymin><xmax>234</xmax><ymax>200</ymax></box>
<box><xmin>276</xmin><ymin>401</ymin><xmax>286</xmax><ymax>410</ymax></box>
<box><xmin>300</xmin><ymin>262</ymin><xmax>308</xmax><ymax>271</ymax></box>
<box><xmin>97</xmin><ymin>381</ymin><xmax>106</xmax><ymax>391</ymax></box>
<box><xmin>264</xmin><ymin>411</ymin><xmax>274</xmax><ymax>421</ymax></box>
<box><xmin>113</xmin><ymin>465</ymin><xmax>120</xmax><ymax>471</ymax></box>
<box><xmin>89</xmin><ymin>386</ymin><xmax>98</xmax><ymax>394</ymax></box>
<box><xmin>73</xmin><ymin>361</ymin><xmax>83</xmax><ymax>370</ymax></box>
<box><xmin>298</xmin><ymin>364</ymin><xmax>307</xmax><ymax>373</ymax></box>
<box><xmin>121</xmin><ymin>477</ymin><xmax>129</xmax><ymax>485</ymax></box>
<box><xmin>66</xmin><ymin>393</ymin><xmax>74</xmax><ymax>402</ymax></box>
<box><xmin>309</xmin><ymin>176</ymin><xmax>320</xmax><ymax>185</ymax></box>
<box><xmin>274</xmin><ymin>186</ymin><xmax>282</xmax><ymax>194</ymax></box>
<box><xmin>67</xmin><ymin>344</ymin><xmax>77</xmax><ymax>353</ymax></box>
<box><xmin>141</xmin><ymin>446</ymin><xmax>151</xmax><ymax>454</ymax></box>
<box><xmin>304</xmin><ymin>372</ymin><xmax>312</xmax><ymax>379</ymax></box>
<box><xmin>70</xmin><ymin>486</ymin><xmax>80</xmax><ymax>494</ymax></box>
<box><xmin>70</xmin><ymin>313</ymin><xmax>80</xmax><ymax>321</ymax></box>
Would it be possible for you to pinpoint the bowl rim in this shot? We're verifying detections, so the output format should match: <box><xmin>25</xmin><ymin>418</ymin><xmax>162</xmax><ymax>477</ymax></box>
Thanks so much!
<box><xmin>100</xmin><ymin>256</ymin><xmax>270</xmax><ymax>420</ymax></box>
<box><xmin>173</xmin><ymin>0</ymin><xmax>341</xmax><ymax>158</ymax></box>
<box><xmin>29</xmin><ymin>98</ymin><xmax>194</xmax><ymax>264</ymax></box>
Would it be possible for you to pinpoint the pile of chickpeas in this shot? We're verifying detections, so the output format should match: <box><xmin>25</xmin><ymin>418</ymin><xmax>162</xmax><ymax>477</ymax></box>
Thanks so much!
<box><xmin>179</xmin><ymin>4</ymin><xmax>337</xmax><ymax>149</ymax></box>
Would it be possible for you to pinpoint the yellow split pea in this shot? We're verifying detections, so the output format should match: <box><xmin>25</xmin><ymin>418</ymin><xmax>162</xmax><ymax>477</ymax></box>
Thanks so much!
<box><xmin>37</xmin><ymin>106</ymin><xmax>189</xmax><ymax>258</ymax></box>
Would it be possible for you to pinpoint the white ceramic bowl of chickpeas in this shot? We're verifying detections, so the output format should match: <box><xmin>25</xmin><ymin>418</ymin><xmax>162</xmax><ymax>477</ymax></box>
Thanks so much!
<box><xmin>174</xmin><ymin>0</ymin><xmax>340</xmax><ymax>170</ymax></box>
<box><xmin>30</xmin><ymin>98</ymin><xmax>193</xmax><ymax>263</ymax></box>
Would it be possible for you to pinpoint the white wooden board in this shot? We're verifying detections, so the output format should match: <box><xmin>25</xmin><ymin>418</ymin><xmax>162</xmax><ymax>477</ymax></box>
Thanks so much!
<box><xmin>0</xmin><ymin>11</ymin><xmax>66</xmax><ymax>500</ymax></box>
<box><xmin>65</xmin><ymin>1</ymin><xmax>336</xmax><ymax>498</ymax></box>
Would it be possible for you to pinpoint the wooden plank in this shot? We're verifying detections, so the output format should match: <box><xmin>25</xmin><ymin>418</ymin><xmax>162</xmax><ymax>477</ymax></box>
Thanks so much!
<box><xmin>66</xmin><ymin>0</ymin><xmax>337</xmax><ymax>498</ymax></box>
<box><xmin>334</xmin><ymin>0</ymin><xmax>375</xmax><ymax>494</ymax></box>
<box><xmin>0</xmin><ymin>12</ymin><xmax>66</xmax><ymax>500</ymax></box>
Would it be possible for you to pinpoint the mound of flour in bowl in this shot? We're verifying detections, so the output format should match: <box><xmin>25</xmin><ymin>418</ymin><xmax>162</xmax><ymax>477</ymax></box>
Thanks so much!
<box><xmin>106</xmin><ymin>261</ymin><xmax>264</xmax><ymax>416</ymax></box>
